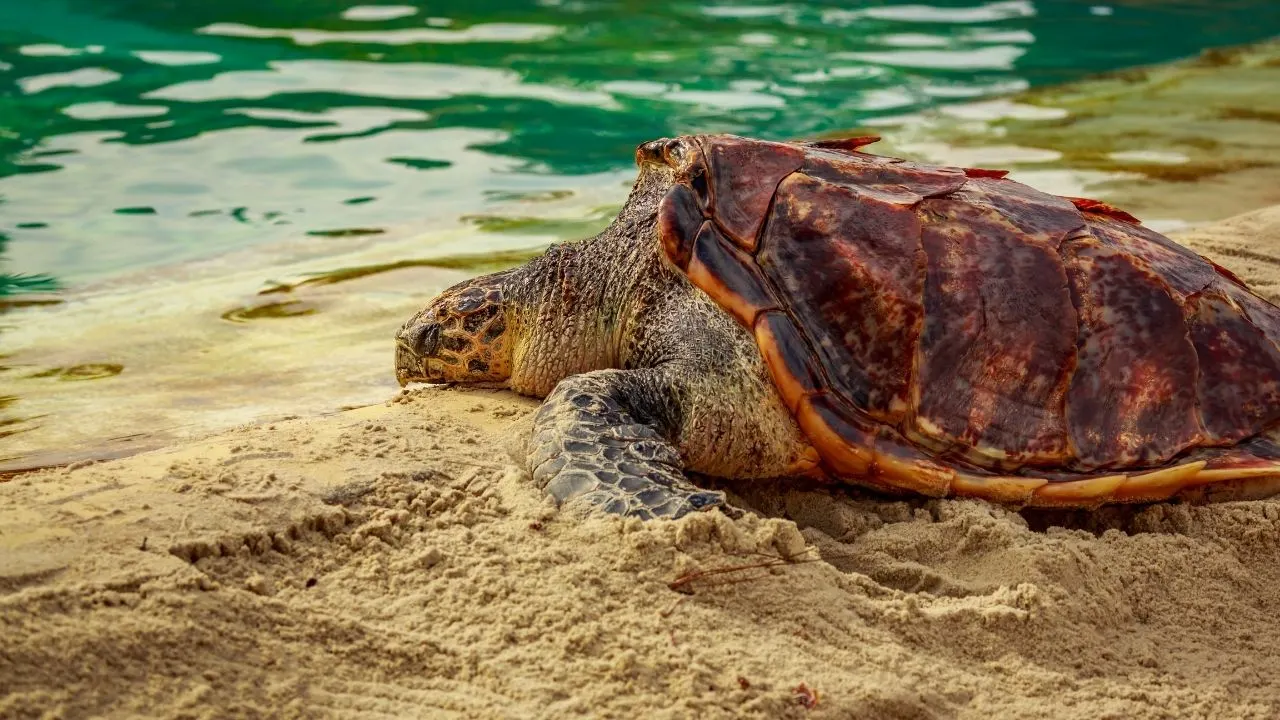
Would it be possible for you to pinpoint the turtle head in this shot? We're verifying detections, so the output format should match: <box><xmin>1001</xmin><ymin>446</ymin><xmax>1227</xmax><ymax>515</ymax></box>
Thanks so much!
<box><xmin>395</xmin><ymin>273</ymin><xmax>513</xmax><ymax>387</ymax></box>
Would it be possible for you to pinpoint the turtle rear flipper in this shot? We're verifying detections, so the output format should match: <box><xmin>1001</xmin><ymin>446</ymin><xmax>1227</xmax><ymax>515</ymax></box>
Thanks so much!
<box><xmin>528</xmin><ymin>369</ymin><xmax>727</xmax><ymax>519</ymax></box>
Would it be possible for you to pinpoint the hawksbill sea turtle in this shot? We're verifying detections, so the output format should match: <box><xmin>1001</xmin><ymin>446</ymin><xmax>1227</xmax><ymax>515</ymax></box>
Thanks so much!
<box><xmin>395</xmin><ymin>134</ymin><xmax>1280</xmax><ymax>519</ymax></box>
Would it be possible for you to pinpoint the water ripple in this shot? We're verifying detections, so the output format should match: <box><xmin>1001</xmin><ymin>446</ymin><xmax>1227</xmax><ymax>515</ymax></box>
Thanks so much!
<box><xmin>145</xmin><ymin>59</ymin><xmax>620</xmax><ymax>108</ymax></box>
<box><xmin>199</xmin><ymin>21</ymin><xmax>563</xmax><ymax>46</ymax></box>
<box><xmin>830</xmin><ymin>1</ymin><xmax>1035</xmax><ymax>25</ymax></box>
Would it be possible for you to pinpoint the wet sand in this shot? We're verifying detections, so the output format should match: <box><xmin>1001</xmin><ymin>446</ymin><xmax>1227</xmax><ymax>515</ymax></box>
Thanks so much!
<box><xmin>878</xmin><ymin>39</ymin><xmax>1280</xmax><ymax>229</ymax></box>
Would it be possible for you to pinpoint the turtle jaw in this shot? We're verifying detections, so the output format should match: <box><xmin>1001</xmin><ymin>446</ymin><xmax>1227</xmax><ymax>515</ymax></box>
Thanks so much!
<box><xmin>395</xmin><ymin>315</ymin><xmax>443</xmax><ymax>387</ymax></box>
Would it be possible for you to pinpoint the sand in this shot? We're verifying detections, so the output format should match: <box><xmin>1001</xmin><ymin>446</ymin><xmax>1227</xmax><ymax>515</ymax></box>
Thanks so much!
<box><xmin>3</xmin><ymin>207</ymin><xmax>1280</xmax><ymax>719</ymax></box>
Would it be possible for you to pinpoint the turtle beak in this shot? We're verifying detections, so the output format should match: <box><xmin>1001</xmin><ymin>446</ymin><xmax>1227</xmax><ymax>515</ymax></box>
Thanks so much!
<box><xmin>395</xmin><ymin>315</ymin><xmax>441</xmax><ymax>386</ymax></box>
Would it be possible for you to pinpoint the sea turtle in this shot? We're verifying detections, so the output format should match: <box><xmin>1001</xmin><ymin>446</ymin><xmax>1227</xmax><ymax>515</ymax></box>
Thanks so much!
<box><xmin>395</xmin><ymin>134</ymin><xmax>1280</xmax><ymax>519</ymax></box>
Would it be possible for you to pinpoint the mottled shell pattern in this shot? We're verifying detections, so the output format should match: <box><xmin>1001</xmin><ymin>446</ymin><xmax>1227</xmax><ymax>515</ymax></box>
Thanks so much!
<box><xmin>644</xmin><ymin>134</ymin><xmax>1280</xmax><ymax>508</ymax></box>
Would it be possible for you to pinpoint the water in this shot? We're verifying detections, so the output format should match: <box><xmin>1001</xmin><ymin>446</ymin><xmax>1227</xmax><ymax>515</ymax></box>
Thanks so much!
<box><xmin>3</xmin><ymin>0</ymin><xmax>1280</xmax><ymax>291</ymax></box>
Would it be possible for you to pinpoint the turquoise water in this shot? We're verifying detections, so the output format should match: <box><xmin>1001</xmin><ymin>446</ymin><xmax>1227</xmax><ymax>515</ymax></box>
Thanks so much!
<box><xmin>3</xmin><ymin>0</ymin><xmax>1280</xmax><ymax>290</ymax></box>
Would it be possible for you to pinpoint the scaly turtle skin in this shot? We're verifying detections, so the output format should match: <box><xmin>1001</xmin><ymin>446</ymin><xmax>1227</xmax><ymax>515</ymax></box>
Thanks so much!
<box><xmin>395</xmin><ymin>134</ymin><xmax>1280</xmax><ymax>519</ymax></box>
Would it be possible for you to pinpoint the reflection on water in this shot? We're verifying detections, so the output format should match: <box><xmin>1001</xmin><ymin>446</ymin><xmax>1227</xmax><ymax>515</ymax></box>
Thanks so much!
<box><xmin>0</xmin><ymin>233</ymin><xmax>58</xmax><ymax>295</ymax></box>
<box><xmin>4</xmin><ymin>0</ymin><xmax>1280</xmax><ymax>286</ymax></box>
<box><xmin>220</xmin><ymin>300</ymin><xmax>317</xmax><ymax>322</ymax></box>
<box><xmin>26</xmin><ymin>363</ymin><xmax>125</xmax><ymax>380</ymax></box>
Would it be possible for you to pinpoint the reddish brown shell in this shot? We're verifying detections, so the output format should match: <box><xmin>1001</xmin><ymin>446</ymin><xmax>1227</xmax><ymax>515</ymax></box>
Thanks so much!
<box><xmin>654</xmin><ymin>134</ymin><xmax>1280</xmax><ymax>508</ymax></box>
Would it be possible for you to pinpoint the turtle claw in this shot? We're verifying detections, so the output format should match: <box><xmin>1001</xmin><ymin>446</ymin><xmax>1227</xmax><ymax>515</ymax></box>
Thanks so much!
<box><xmin>686</xmin><ymin>491</ymin><xmax>724</xmax><ymax>510</ymax></box>
<box><xmin>639</xmin><ymin>489</ymin><xmax>731</xmax><ymax>520</ymax></box>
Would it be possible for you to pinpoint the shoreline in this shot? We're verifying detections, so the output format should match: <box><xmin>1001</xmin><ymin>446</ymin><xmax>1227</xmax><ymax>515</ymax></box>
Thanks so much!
<box><xmin>5</xmin><ymin>39</ymin><xmax>1280</xmax><ymax>473</ymax></box>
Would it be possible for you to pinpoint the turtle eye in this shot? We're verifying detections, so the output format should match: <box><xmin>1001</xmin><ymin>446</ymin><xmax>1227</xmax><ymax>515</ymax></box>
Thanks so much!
<box><xmin>662</xmin><ymin>139</ymin><xmax>688</xmax><ymax>167</ymax></box>
<box><xmin>398</xmin><ymin>320</ymin><xmax>440</xmax><ymax>357</ymax></box>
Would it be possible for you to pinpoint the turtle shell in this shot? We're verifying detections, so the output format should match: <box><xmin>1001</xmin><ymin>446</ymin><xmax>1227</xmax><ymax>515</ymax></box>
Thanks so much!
<box><xmin>648</xmin><ymin>134</ymin><xmax>1280</xmax><ymax>507</ymax></box>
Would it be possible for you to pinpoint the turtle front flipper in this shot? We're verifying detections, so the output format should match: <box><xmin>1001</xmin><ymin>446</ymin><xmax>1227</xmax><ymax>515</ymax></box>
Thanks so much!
<box><xmin>527</xmin><ymin>369</ymin><xmax>727</xmax><ymax>519</ymax></box>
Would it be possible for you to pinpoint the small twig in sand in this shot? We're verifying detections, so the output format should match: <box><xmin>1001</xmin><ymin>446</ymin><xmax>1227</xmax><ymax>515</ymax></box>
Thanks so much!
<box><xmin>667</xmin><ymin>548</ymin><xmax>821</xmax><ymax>594</ymax></box>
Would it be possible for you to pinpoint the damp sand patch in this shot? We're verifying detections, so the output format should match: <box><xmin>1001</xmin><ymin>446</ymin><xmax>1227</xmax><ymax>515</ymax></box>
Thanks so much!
<box><xmin>868</xmin><ymin>39</ymin><xmax>1280</xmax><ymax>227</ymax></box>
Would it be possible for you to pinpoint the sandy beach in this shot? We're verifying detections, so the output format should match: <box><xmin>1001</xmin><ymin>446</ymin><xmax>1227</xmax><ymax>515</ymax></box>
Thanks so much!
<box><xmin>3</xmin><ymin>205</ymin><xmax>1280</xmax><ymax>719</ymax></box>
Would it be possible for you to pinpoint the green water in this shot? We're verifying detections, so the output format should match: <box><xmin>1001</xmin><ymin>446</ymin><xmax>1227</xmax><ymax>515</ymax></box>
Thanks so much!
<box><xmin>3</xmin><ymin>0</ymin><xmax>1280</xmax><ymax>290</ymax></box>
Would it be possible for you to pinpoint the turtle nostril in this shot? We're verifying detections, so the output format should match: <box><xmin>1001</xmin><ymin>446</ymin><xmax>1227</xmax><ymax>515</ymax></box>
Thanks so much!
<box><xmin>398</xmin><ymin>321</ymin><xmax>441</xmax><ymax>357</ymax></box>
